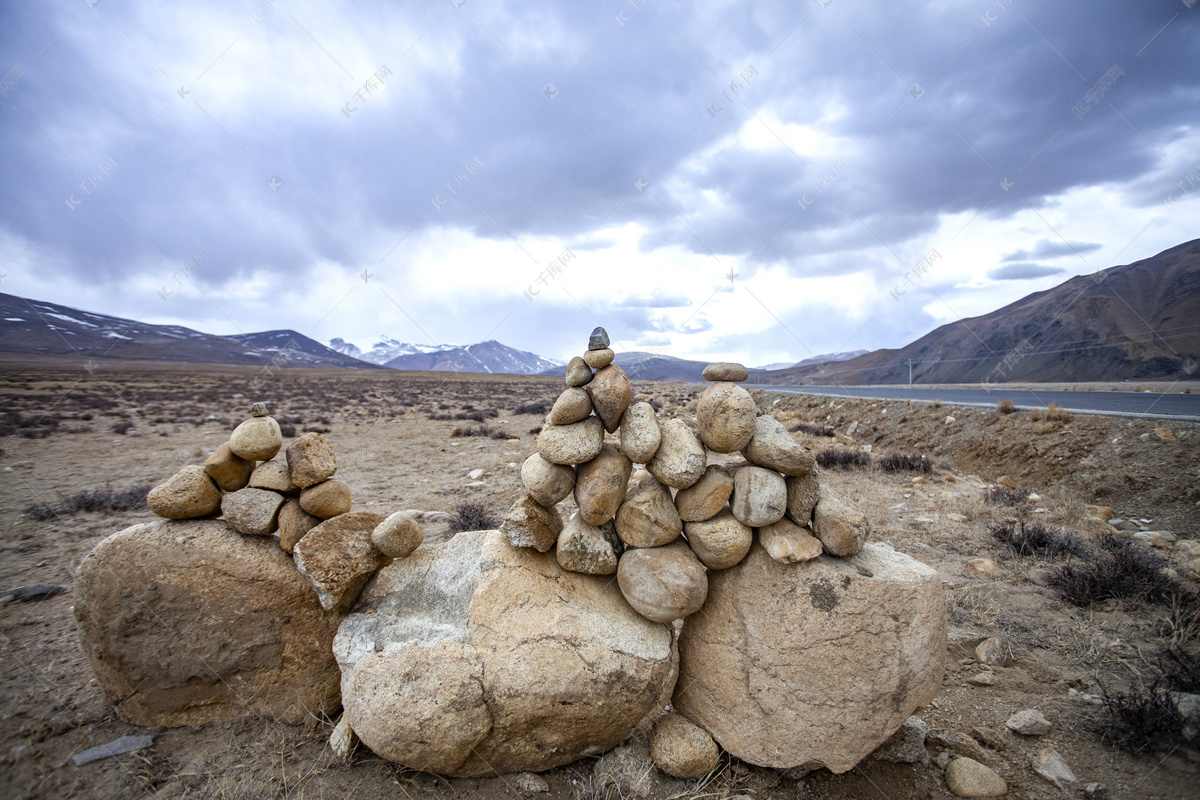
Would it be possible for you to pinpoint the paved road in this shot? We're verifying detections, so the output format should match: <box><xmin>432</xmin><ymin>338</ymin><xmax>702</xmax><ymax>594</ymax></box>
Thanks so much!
<box><xmin>746</xmin><ymin>385</ymin><xmax>1200</xmax><ymax>420</ymax></box>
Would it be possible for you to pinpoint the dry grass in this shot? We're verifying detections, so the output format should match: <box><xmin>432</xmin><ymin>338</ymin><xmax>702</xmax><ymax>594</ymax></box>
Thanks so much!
<box><xmin>997</xmin><ymin>398</ymin><xmax>1016</xmax><ymax>414</ymax></box>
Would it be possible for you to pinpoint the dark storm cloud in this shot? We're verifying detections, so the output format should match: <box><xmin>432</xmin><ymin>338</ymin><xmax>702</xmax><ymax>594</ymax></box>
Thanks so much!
<box><xmin>0</xmin><ymin>0</ymin><xmax>1197</xmax><ymax>356</ymax></box>
<box><xmin>987</xmin><ymin>262</ymin><xmax>1066</xmax><ymax>281</ymax></box>
<box><xmin>1001</xmin><ymin>239</ymin><xmax>1104</xmax><ymax>262</ymax></box>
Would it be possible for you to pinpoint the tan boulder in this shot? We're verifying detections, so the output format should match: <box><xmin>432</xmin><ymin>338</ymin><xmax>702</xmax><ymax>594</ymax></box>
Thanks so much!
<box><xmin>229</xmin><ymin>416</ymin><xmax>283</xmax><ymax>461</ymax></box>
<box><xmin>702</xmin><ymin>362</ymin><xmax>748</xmax><ymax>382</ymax></box>
<box><xmin>147</xmin><ymin>465</ymin><xmax>222</xmax><ymax>520</ymax></box>
<box><xmin>575</xmin><ymin>443</ymin><xmax>633</xmax><ymax>525</ymax></box>
<box><xmin>500</xmin><ymin>494</ymin><xmax>564</xmax><ymax>553</ymax></box>
<box><xmin>743</xmin><ymin>415</ymin><xmax>815</xmax><ymax>476</ymax></box>
<box><xmin>73</xmin><ymin>519</ymin><xmax>342</xmax><ymax>727</ymax></box>
<box><xmin>248</xmin><ymin>460</ymin><xmax>299</xmax><ymax>495</ymax></box>
<box><xmin>696</xmin><ymin>382</ymin><xmax>756</xmax><ymax>454</ymax></box>
<box><xmin>674</xmin><ymin>465</ymin><xmax>734</xmax><ymax>522</ymax></box>
<box><xmin>785</xmin><ymin>470</ymin><xmax>821</xmax><ymax>526</ymax></box>
<box><xmin>587</xmin><ymin>365</ymin><xmax>633</xmax><ymax>433</ymax></box>
<box><xmin>617</xmin><ymin>542</ymin><xmax>708</xmax><ymax>623</ymax></box>
<box><xmin>549</xmin><ymin>387</ymin><xmax>593</xmax><ymax>425</ymax></box>
<box><xmin>293</xmin><ymin>512</ymin><xmax>389</xmax><ymax>612</ymax></box>
<box><xmin>278</xmin><ymin>498</ymin><xmax>322</xmax><ymax>553</ymax></box>
<box><xmin>220</xmin><ymin>487</ymin><xmax>285</xmax><ymax>536</ymax></box>
<box><xmin>204</xmin><ymin>443</ymin><xmax>254</xmax><ymax>492</ymax></box>
<box><xmin>685</xmin><ymin>507</ymin><xmax>753</xmax><ymax>569</ymax></box>
<box><xmin>537</xmin><ymin>416</ymin><xmax>604</xmax><ymax>465</ymax></box>
<box><xmin>945</xmin><ymin>757</ymin><xmax>1007</xmax><ymax>797</ymax></box>
<box><xmin>334</xmin><ymin>530</ymin><xmax>678</xmax><ymax>776</ymax></box>
<box><xmin>619</xmin><ymin>401</ymin><xmax>661</xmax><ymax>464</ymax></box>
<box><xmin>615</xmin><ymin>475</ymin><xmax>683</xmax><ymax>548</ymax></box>
<box><xmin>812</xmin><ymin>483</ymin><xmax>869</xmax><ymax>557</ymax></box>
<box><xmin>730</xmin><ymin>466</ymin><xmax>787</xmax><ymax>527</ymax></box>
<box><xmin>286</xmin><ymin>432</ymin><xmax>337</xmax><ymax>488</ymax></box>
<box><xmin>299</xmin><ymin>478</ymin><xmax>352</xmax><ymax>519</ymax></box>
<box><xmin>757</xmin><ymin>517</ymin><xmax>822</xmax><ymax>563</ymax></box>
<box><xmin>556</xmin><ymin>513</ymin><xmax>622</xmax><ymax>575</ymax></box>
<box><xmin>674</xmin><ymin>541</ymin><xmax>946</xmax><ymax>772</ymax></box>
<box><xmin>372</xmin><ymin>511</ymin><xmax>424</xmax><ymax>559</ymax></box>
<box><xmin>565</xmin><ymin>356</ymin><xmax>593</xmax><ymax>387</ymax></box>
<box><xmin>650</xmin><ymin>713</ymin><xmax>719</xmax><ymax>779</ymax></box>
<box><xmin>520</xmin><ymin>453</ymin><xmax>576</xmax><ymax>507</ymax></box>
<box><xmin>583</xmin><ymin>347</ymin><xmax>615</xmax><ymax>369</ymax></box>
<box><xmin>646</xmin><ymin>419</ymin><xmax>706</xmax><ymax>489</ymax></box>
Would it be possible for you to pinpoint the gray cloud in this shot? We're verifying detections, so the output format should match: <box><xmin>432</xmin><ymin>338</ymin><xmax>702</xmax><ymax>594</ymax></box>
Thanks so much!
<box><xmin>1001</xmin><ymin>239</ymin><xmax>1104</xmax><ymax>262</ymax></box>
<box><xmin>987</xmin><ymin>262</ymin><xmax>1067</xmax><ymax>281</ymax></box>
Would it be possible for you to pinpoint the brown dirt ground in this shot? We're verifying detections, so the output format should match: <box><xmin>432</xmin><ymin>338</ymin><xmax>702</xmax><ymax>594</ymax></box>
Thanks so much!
<box><xmin>0</xmin><ymin>358</ymin><xmax>1197</xmax><ymax>800</ymax></box>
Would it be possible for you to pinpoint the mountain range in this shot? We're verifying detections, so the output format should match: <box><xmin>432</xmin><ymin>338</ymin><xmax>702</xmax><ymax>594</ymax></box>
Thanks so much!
<box><xmin>330</xmin><ymin>336</ymin><xmax>562</xmax><ymax>374</ymax></box>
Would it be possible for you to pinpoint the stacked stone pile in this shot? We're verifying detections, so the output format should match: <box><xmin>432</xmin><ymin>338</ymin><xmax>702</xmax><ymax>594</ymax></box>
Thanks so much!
<box><xmin>501</xmin><ymin>326</ymin><xmax>872</xmax><ymax>625</ymax></box>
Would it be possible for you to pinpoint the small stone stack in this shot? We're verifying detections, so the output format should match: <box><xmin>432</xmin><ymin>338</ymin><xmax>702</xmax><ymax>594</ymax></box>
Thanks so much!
<box><xmin>502</xmin><ymin>327</ymin><xmax>871</xmax><ymax>625</ymax></box>
<box><xmin>144</xmin><ymin>403</ymin><xmax>424</xmax><ymax>613</ymax></box>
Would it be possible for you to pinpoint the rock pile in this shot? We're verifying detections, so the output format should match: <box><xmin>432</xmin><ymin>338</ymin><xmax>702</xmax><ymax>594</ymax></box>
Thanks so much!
<box><xmin>502</xmin><ymin>326</ymin><xmax>871</xmax><ymax>627</ymax></box>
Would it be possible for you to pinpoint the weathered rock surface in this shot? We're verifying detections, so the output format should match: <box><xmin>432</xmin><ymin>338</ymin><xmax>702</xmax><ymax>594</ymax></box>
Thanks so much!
<box><xmin>520</xmin><ymin>453</ymin><xmax>576</xmax><ymax>507</ymax></box>
<box><xmin>702</xmin><ymin>362</ymin><xmax>749</xmax><ymax>382</ymax></box>
<box><xmin>147</xmin><ymin>465</ymin><xmax>222</xmax><ymax>520</ymax></box>
<box><xmin>372</xmin><ymin>511</ymin><xmax>423</xmax><ymax>559</ymax></box>
<box><xmin>588</xmin><ymin>326</ymin><xmax>610</xmax><ymax>350</ymax></box>
<box><xmin>334</xmin><ymin>531</ymin><xmax>678</xmax><ymax>776</ymax></box>
<box><xmin>649</xmin><ymin>713</ymin><xmax>719</xmax><ymax>779</ymax></box>
<box><xmin>619</xmin><ymin>402</ymin><xmax>661</xmax><ymax>464</ymax></box>
<box><xmin>1006</xmin><ymin>709</ymin><xmax>1052</xmax><ymax>736</ymax></box>
<box><xmin>278</xmin><ymin>499</ymin><xmax>322</xmax><ymax>553</ymax></box>
<box><xmin>617</xmin><ymin>542</ymin><xmax>708</xmax><ymax>623</ymax></box>
<box><xmin>674</xmin><ymin>465</ymin><xmax>733</xmax><ymax>522</ymax></box>
<box><xmin>500</xmin><ymin>494</ymin><xmax>564</xmax><ymax>553</ymax></box>
<box><xmin>587</xmin><ymin>365</ymin><xmax>633</xmax><ymax>433</ymax></box>
<box><xmin>549</xmin><ymin>388</ymin><xmax>593</xmax><ymax>425</ymax></box>
<box><xmin>674</xmin><ymin>541</ymin><xmax>947</xmax><ymax>772</ymax></box>
<box><xmin>743</xmin><ymin>415</ymin><xmax>816</xmax><ymax>477</ymax></box>
<box><xmin>811</xmin><ymin>483</ymin><xmax>868</xmax><ymax>557</ymax></box>
<box><xmin>556</xmin><ymin>513</ymin><xmax>622</xmax><ymax>575</ymax></box>
<box><xmin>757</xmin><ymin>516</ymin><xmax>822</xmax><ymax>563</ymax></box>
<box><xmin>299</xmin><ymin>478</ymin><xmax>353</xmax><ymax>519</ymax></box>
<box><xmin>730</xmin><ymin>466</ymin><xmax>787</xmax><ymax>527</ymax></box>
<box><xmin>286</xmin><ymin>432</ymin><xmax>337</xmax><ymax>488</ymax></box>
<box><xmin>615</xmin><ymin>475</ymin><xmax>682</xmax><ymax>548</ymax></box>
<box><xmin>293</xmin><ymin>512</ymin><xmax>388</xmax><ymax>612</ymax></box>
<box><xmin>646</xmin><ymin>419</ymin><xmax>706</xmax><ymax>489</ymax></box>
<box><xmin>565</xmin><ymin>356</ymin><xmax>593</xmax><ymax>387</ymax></box>
<box><xmin>204</xmin><ymin>443</ymin><xmax>254</xmax><ymax>492</ymax></box>
<box><xmin>696</xmin><ymin>383</ymin><xmax>756</xmax><ymax>454</ymax></box>
<box><xmin>249</xmin><ymin>460</ymin><xmax>299</xmax><ymax>495</ymax></box>
<box><xmin>785</xmin><ymin>470</ymin><xmax>821</xmax><ymax>526</ymax></box>
<box><xmin>537</xmin><ymin>416</ymin><xmax>604</xmax><ymax>465</ymax></box>
<box><xmin>945</xmin><ymin>757</ymin><xmax>1007</xmax><ymax>797</ymax></box>
<box><xmin>684</xmin><ymin>508</ymin><xmax>753</xmax><ymax>570</ymax></box>
<box><xmin>229</xmin><ymin>416</ymin><xmax>283</xmax><ymax>461</ymax></box>
<box><xmin>872</xmin><ymin>716</ymin><xmax>929</xmax><ymax>764</ymax></box>
<box><xmin>575</xmin><ymin>443</ymin><xmax>633</xmax><ymax>525</ymax></box>
<box><xmin>583</xmin><ymin>347</ymin><xmax>615</xmax><ymax>369</ymax></box>
<box><xmin>74</xmin><ymin>519</ymin><xmax>342</xmax><ymax>727</ymax></box>
<box><xmin>220</xmin><ymin>487</ymin><xmax>284</xmax><ymax>536</ymax></box>
<box><xmin>1031</xmin><ymin>746</ymin><xmax>1075</xmax><ymax>789</ymax></box>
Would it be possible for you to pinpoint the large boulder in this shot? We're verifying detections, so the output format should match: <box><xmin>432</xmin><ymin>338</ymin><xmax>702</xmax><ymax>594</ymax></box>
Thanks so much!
<box><xmin>73</xmin><ymin>519</ymin><xmax>342</xmax><ymax>727</ymax></box>
<box><xmin>674</xmin><ymin>541</ymin><xmax>946</xmax><ymax>773</ymax></box>
<box><xmin>334</xmin><ymin>531</ymin><xmax>678</xmax><ymax>776</ymax></box>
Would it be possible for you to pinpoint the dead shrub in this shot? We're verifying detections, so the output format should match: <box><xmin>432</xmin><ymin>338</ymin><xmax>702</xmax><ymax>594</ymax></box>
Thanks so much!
<box><xmin>985</xmin><ymin>485</ymin><xmax>1029</xmax><ymax>506</ymax></box>
<box><xmin>877</xmin><ymin>451</ymin><xmax>933</xmax><ymax>473</ymax></box>
<box><xmin>989</xmin><ymin>520</ymin><xmax>1085</xmax><ymax>557</ymax></box>
<box><xmin>1052</xmin><ymin>537</ymin><xmax>1185</xmax><ymax>607</ymax></box>
<box><xmin>997</xmin><ymin>398</ymin><xmax>1016</xmax><ymax>414</ymax></box>
<box><xmin>816</xmin><ymin>448</ymin><xmax>870</xmax><ymax>470</ymax></box>
<box><xmin>25</xmin><ymin>485</ymin><xmax>151</xmax><ymax>520</ymax></box>
<box><xmin>447</xmin><ymin>502</ymin><xmax>498</xmax><ymax>533</ymax></box>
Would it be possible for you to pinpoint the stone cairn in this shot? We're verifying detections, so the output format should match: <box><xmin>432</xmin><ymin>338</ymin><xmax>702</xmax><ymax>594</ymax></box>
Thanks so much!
<box><xmin>143</xmin><ymin>402</ymin><xmax>421</xmax><ymax>613</ymax></box>
<box><xmin>502</xmin><ymin>326</ymin><xmax>870</xmax><ymax>624</ymax></box>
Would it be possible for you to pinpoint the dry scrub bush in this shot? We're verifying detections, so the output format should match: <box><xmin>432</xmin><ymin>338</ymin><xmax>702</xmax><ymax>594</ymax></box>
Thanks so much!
<box><xmin>996</xmin><ymin>398</ymin><xmax>1015</xmax><ymax>414</ymax></box>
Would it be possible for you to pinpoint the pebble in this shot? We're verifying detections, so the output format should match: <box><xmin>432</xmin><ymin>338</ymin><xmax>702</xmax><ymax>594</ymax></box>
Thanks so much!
<box><xmin>565</xmin><ymin>356</ymin><xmax>593</xmax><ymax>387</ymax></box>
<box><xmin>549</xmin><ymin>388</ymin><xmax>593</xmax><ymax>425</ymax></box>
<box><xmin>696</xmin><ymin>382</ymin><xmax>756</xmax><ymax>454</ymax></box>
<box><xmin>250</xmin><ymin>402</ymin><xmax>269</xmax><ymax>417</ymax></box>
<box><xmin>371</xmin><ymin>511</ymin><xmax>424</xmax><ymax>559</ymax></box>
<box><xmin>299</xmin><ymin>478</ymin><xmax>352</xmax><ymax>519</ymax></box>
<box><xmin>330</xmin><ymin>716</ymin><xmax>358</xmax><ymax>762</ymax></box>
<box><xmin>467</xmin><ymin>468</ymin><xmax>484</xmax><ymax>480</ymax></box>
<box><xmin>1031</xmin><ymin>746</ymin><xmax>1076</xmax><ymax>788</ymax></box>
<box><xmin>975</xmin><ymin>637</ymin><xmax>1003</xmax><ymax>666</ymax></box>
<box><xmin>649</xmin><ymin>712</ymin><xmax>719</xmax><ymax>778</ymax></box>
<box><xmin>701</xmin><ymin>362</ymin><xmax>749</xmax><ymax>382</ymax></box>
<box><xmin>971</xmin><ymin>726</ymin><xmax>1005</xmax><ymax>751</ymax></box>
<box><xmin>147</xmin><ymin>465</ymin><xmax>222</xmax><ymax>519</ymax></box>
<box><xmin>872</xmin><ymin>716</ymin><xmax>929</xmax><ymax>764</ymax></box>
<box><xmin>221</xmin><ymin>487</ymin><xmax>285</xmax><ymax>536</ymax></box>
<box><xmin>588</xmin><ymin>326</ymin><xmax>610</xmax><ymax>350</ymax></box>
<box><xmin>730</xmin><ymin>466</ymin><xmax>787</xmax><ymax>527</ymax></box>
<box><xmin>514</xmin><ymin>772</ymin><xmax>550</xmax><ymax>796</ymax></box>
<box><xmin>967</xmin><ymin>672</ymin><xmax>996</xmax><ymax>686</ymax></box>
<box><xmin>685</xmin><ymin>508</ymin><xmax>753</xmax><ymax>570</ymax></box>
<box><xmin>961</xmin><ymin>558</ymin><xmax>1001</xmax><ymax>577</ymax></box>
<box><xmin>996</xmin><ymin>476</ymin><xmax>1017</xmax><ymax>489</ymax></box>
<box><xmin>229</xmin><ymin>416</ymin><xmax>283</xmax><ymax>461</ymax></box>
<box><xmin>944</xmin><ymin>757</ymin><xmax>1007</xmax><ymax>797</ymax></box>
<box><xmin>1006</xmin><ymin>708</ymin><xmax>1052</xmax><ymax>736</ymax></box>
<box><xmin>582</xmin><ymin>347</ymin><xmax>614</xmax><ymax>369</ymax></box>
<box><xmin>520</xmin><ymin>453</ymin><xmax>576</xmax><ymax>507</ymax></box>
<box><xmin>203</xmin><ymin>443</ymin><xmax>254</xmax><ymax>492</ymax></box>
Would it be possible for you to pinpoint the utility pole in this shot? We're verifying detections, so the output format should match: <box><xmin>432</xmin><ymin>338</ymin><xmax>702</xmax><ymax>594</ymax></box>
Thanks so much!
<box><xmin>907</xmin><ymin>359</ymin><xmax>914</xmax><ymax>388</ymax></box>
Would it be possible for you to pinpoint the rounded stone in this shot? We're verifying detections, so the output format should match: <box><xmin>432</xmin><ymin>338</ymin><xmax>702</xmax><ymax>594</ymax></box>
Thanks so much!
<box><xmin>549</xmin><ymin>387</ymin><xmax>593</xmax><ymax>425</ymax></box>
<box><xmin>537</xmin><ymin>416</ymin><xmax>604</xmax><ymax>466</ymax></box>
<box><xmin>249</xmin><ymin>460</ymin><xmax>299</xmax><ymax>495</ymax></box>
<box><xmin>702</xmin><ymin>362</ymin><xmax>749</xmax><ymax>382</ymax></box>
<box><xmin>583</xmin><ymin>347</ymin><xmax>615</xmax><ymax>369</ymax></box>
<box><xmin>221</xmin><ymin>487</ymin><xmax>285</xmax><ymax>536</ymax></box>
<box><xmin>616</xmin><ymin>542</ymin><xmax>708</xmax><ymax>624</ymax></box>
<box><xmin>500</xmin><ymin>494</ymin><xmax>564</xmax><ymax>553</ymax></box>
<box><xmin>286</xmin><ymin>432</ymin><xmax>338</xmax><ymax>489</ymax></box>
<box><xmin>565</xmin><ymin>357</ymin><xmax>593</xmax><ymax>387</ymax></box>
<box><xmin>520</xmin><ymin>453</ymin><xmax>576</xmax><ymax>507</ymax></box>
<box><xmin>279</xmin><ymin>498</ymin><xmax>322</xmax><ymax>553</ymax></box>
<box><xmin>743</xmin><ymin>415</ymin><xmax>816</xmax><ymax>477</ymax></box>
<box><xmin>147</xmin><ymin>465</ymin><xmax>222</xmax><ymax>520</ymax></box>
<box><xmin>588</xmin><ymin>326</ymin><xmax>610</xmax><ymax>350</ymax></box>
<box><xmin>684</xmin><ymin>507</ymin><xmax>753</xmax><ymax>570</ymax></box>
<box><xmin>696</xmin><ymin>383</ymin><xmax>757</xmax><ymax>454</ymax></box>
<box><xmin>299</xmin><ymin>479</ymin><xmax>352</xmax><ymax>519</ymax></box>
<box><xmin>619</xmin><ymin>401</ymin><xmax>661</xmax><ymax>464</ymax></box>
<box><xmin>575</xmin><ymin>443</ymin><xmax>633</xmax><ymax>526</ymax></box>
<box><xmin>250</xmin><ymin>402</ymin><xmax>269</xmax><ymax>417</ymax></box>
<box><xmin>649</xmin><ymin>713</ymin><xmax>720</xmax><ymax>779</ymax></box>
<box><xmin>204</xmin><ymin>443</ymin><xmax>254</xmax><ymax>492</ymax></box>
<box><xmin>615</xmin><ymin>475</ymin><xmax>683</xmax><ymax>548</ymax></box>
<box><xmin>587</xmin><ymin>365</ymin><xmax>633</xmax><ymax>434</ymax></box>
<box><xmin>945</xmin><ymin>757</ymin><xmax>1008</xmax><ymax>797</ymax></box>
<box><xmin>674</xmin><ymin>465</ymin><xmax>734</xmax><ymax>522</ymax></box>
<box><xmin>730</xmin><ymin>466</ymin><xmax>787</xmax><ymax>526</ymax></box>
<box><xmin>556</xmin><ymin>513</ymin><xmax>622</xmax><ymax>575</ymax></box>
<box><xmin>646</xmin><ymin>419</ymin><xmax>707</xmax><ymax>489</ymax></box>
<box><xmin>757</xmin><ymin>516</ymin><xmax>822</xmax><ymax>563</ymax></box>
<box><xmin>372</xmin><ymin>511</ymin><xmax>424</xmax><ymax>559</ymax></box>
<box><xmin>229</xmin><ymin>416</ymin><xmax>283</xmax><ymax>461</ymax></box>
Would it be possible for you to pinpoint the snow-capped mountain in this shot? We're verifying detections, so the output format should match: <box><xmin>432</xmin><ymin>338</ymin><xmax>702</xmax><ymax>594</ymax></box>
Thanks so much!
<box><xmin>328</xmin><ymin>336</ymin><xmax>459</xmax><ymax>365</ymax></box>
<box><xmin>379</xmin><ymin>339</ymin><xmax>564</xmax><ymax>374</ymax></box>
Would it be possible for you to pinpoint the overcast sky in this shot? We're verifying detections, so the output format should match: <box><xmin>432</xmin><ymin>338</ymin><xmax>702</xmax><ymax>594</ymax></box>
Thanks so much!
<box><xmin>2</xmin><ymin>0</ymin><xmax>1198</xmax><ymax>365</ymax></box>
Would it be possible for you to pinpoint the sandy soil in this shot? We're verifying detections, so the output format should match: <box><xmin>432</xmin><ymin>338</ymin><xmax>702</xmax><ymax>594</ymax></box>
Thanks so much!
<box><xmin>1</xmin><ymin>360</ymin><xmax>1197</xmax><ymax>799</ymax></box>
